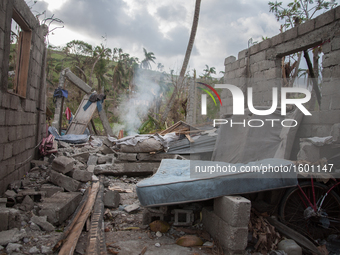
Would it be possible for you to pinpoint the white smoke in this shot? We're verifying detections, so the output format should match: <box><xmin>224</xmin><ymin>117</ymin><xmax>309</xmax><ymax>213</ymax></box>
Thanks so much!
<box><xmin>118</xmin><ymin>69</ymin><xmax>160</xmax><ymax>135</ymax></box>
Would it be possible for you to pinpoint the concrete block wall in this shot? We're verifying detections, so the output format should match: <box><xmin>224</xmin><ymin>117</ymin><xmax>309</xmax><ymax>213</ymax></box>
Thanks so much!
<box><xmin>222</xmin><ymin>6</ymin><xmax>340</xmax><ymax>157</ymax></box>
<box><xmin>202</xmin><ymin>196</ymin><xmax>251</xmax><ymax>254</ymax></box>
<box><xmin>0</xmin><ymin>0</ymin><xmax>47</xmax><ymax>194</ymax></box>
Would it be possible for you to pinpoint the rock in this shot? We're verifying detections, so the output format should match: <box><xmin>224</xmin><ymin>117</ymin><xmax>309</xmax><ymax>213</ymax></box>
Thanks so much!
<box><xmin>52</xmin><ymin>156</ymin><xmax>74</xmax><ymax>174</ymax></box>
<box><xmin>6</xmin><ymin>243</ymin><xmax>23</xmax><ymax>253</ymax></box>
<box><xmin>72</xmin><ymin>169</ymin><xmax>92</xmax><ymax>182</ymax></box>
<box><xmin>23</xmin><ymin>237</ymin><xmax>30</xmax><ymax>243</ymax></box>
<box><xmin>30</xmin><ymin>222</ymin><xmax>41</xmax><ymax>231</ymax></box>
<box><xmin>87</xmin><ymin>155</ymin><xmax>98</xmax><ymax>166</ymax></box>
<box><xmin>20</xmin><ymin>195</ymin><xmax>34</xmax><ymax>211</ymax></box>
<box><xmin>0</xmin><ymin>245</ymin><xmax>3</xmax><ymax>250</ymax></box>
<box><xmin>41</xmin><ymin>245</ymin><xmax>52</xmax><ymax>254</ymax></box>
<box><xmin>0</xmin><ymin>208</ymin><xmax>21</xmax><ymax>231</ymax></box>
<box><xmin>31</xmin><ymin>215</ymin><xmax>55</xmax><ymax>232</ymax></box>
<box><xmin>0</xmin><ymin>228</ymin><xmax>26</xmax><ymax>246</ymax></box>
<box><xmin>29</xmin><ymin>246</ymin><xmax>40</xmax><ymax>254</ymax></box>
<box><xmin>58</xmin><ymin>141</ymin><xmax>71</xmax><ymax>148</ymax></box>
<box><xmin>103</xmin><ymin>190</ymin><xmax>120</xmax><ymax>208</ymax></box>
<box><xmin>156</xmin><ymin>231</ymin><xmax>162</xmax><ymax>237</ymax></box>
<box><xmin>124</xmin><ymin>204</ymin><xmax>140</xmax><ymax>213</ymax></box>
<box><xmin>155</xmin><ymin>243</ymin><xmax>161</xmax><ymax>247</ymax></box>
<box><xmin>87</xmin><ymin>165</ymin><xmax>95</xmax><ymax>173</ymax></box>
<box><xmin>4</xmin><ymin>190</ymin><xmax>17</xmax><ymax>198</ymax></box>
<box><xmin>92</xmin><ymin>175</ymin><xmax>99</xmax><ymax>181</ymax></box>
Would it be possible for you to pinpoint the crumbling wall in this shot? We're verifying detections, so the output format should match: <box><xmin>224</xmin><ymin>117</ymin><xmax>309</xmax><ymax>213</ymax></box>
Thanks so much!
<box><xmin>222</xmin><ymin>6</ymin><xmax>340</xmax><ymax>158</ymax></box>
<box><xmin>0</xmin><ymin>0</ymin><xmax>48</xmax><ymax>194</ymax></box>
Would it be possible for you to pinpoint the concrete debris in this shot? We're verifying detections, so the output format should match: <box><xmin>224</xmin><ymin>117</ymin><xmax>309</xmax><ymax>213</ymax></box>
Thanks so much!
<box><xmin>39</xmin><ymin>191</ymin><xmax>82</xmax><ymax>225</ymax></box>
<box><xmin>20</xmin><ymin>195</ymin><xmax>34</xmax><ymax>211</ymax></box>
<box><xmin>31</xmin><ymin>215</ymin><xmax>55</xmax><ymax>232</ymax></box>
<box><xmin>9</xmin><ymin>180</ymin><xmax>22</xmax><ymax>190</ymax></box>
<box><xmin>124</xmin><ymin>204</ymin><xmax>140</xmax><ymax>213</ymax></box>
<box><xmin>49</xmin><ymin>170</ymin><xmax>80</xmax><ymax>192</ymax></box>
<box><xmin>103</xmin><ymin>190</ymin><xmax>120</xmax><ymax>208</ymax></box>
<box><xmin>87</xmin><ymin>155</ymin><xmax>98</xmax><ymax>166</ymax></box>
<box><xmin>30</xmin><ymin>222</ymin><xmax>41</xmax><ymax>231</ymax></box>
<box><xmin>29</xmin><ymin>246</ymin><xmax>40</xmax><ymax>254</ymax></box>
<box><xmin>52</xmin><ymin>156</ymin><xmax>75</xmax><ymax>174</ymax></box>
<box><xmin>6</xmin><ymin>243</ymin><xmax>23</xmax><ymax>253</ymax></box>
<box><xmin>0</xmin><ymin>228</ymin><xmax>26</xmax><ymax>246</ymax></box>
<box><xmin>40</xmin><ymin>184</ymin><xmax>64</xmax><ymax>197</ymax></box>
<box><xmin>72</xmin><ymin>169</ymin><xmax>92</xmax><ymax>182</ymax></box>
<box><xmin>41</xmin><ymin>245</ymin><xmax>52</xmax><ymax>254</ymax></box>
<box><xmin>0</xmin><ymin>208</ymin><xmax>21</xmax><ymax>231</ymax></box>
<box><xmin>4</xmin><ymin>190</ymin><xmax>17</xmax><ymax>198</ymax></box>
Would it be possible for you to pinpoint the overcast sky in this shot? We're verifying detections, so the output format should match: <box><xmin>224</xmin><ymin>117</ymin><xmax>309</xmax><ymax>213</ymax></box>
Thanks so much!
<box><xmin>28</xmin><ymin>0</ymin><xmax>334</xmax><ymax>77</ymax></box>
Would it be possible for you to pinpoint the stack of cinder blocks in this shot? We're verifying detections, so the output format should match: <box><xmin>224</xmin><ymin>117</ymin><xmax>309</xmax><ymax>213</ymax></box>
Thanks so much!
<box><xmin>202</xmin><ymin>196</ymin><xmax>251</xmax><ymax>255</ymax></box>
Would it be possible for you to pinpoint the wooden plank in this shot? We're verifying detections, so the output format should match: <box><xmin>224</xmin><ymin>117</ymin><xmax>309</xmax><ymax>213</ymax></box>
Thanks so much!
<box><xmin>98</xmin><ymin>108</ymin><xmax>114</xmax><ymax>136</ymax></box>
<box><xmin>185</xmin><ymin>134</ymin><xmax>194</xmax><ymax>143</ymax></box>
<box><xmin>66</xmin><ymin>94</ymin><xmax>97</xmax><ymax>135</ymax></box>
<box><xmin>58</xmin><ymin>182</ymin><xmax>99</xmax><ymax>255</ymax></box>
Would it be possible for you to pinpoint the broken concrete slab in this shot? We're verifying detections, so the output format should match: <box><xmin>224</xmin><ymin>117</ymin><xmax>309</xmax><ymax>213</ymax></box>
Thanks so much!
<box><xmin>124</xmin><ymin>204</ymin><xmax>140</xmax><ymax>213</ymax></box>
<box><xmin>0</xmin><ymin>228</ymin><xmax>26</xmax><ymax>246</ymax></box>
<box><xmin>94</xmin><ymin>162</ymin><xmax>160</xmax><ymax>176</ymax></box>
<box><xmin>17</xmin><ymin>190</ymin><xmax>46</xmax><ymax>201</ymax></box>
<box><xmin>137</xmin><ymin>153</ymin><xmax>178</xmax><ymax>162</ymax></box>
<box><xmin>116</xmin><ymin>153</ymin><xmax>137</xmax><ymax>162</ymax></box>
<box><xmin>52</xmin><ymin>156</ymin><xmax>74</xmax><ymax>174</ymax></box>
<box><xmin>72</xmin><ymin>152</ymin><xmax>90</xmax><ymax>162</ymax></box>
<box><xmin>87</xmin><ymin>155</ymin><xmax>98</xmax><ymax>166</ymax></box>
<box><xmin>103</xmin><ymin>190</ymin><xmax>120</xmax><ymax>208</ymax></box>
<box><xmin>72</xmin><ymin>169</ymin><xmax>92</xmax><ymax>182</ymax></box>
<box><xmin>87</xmin><ymin>165</ymin><xmax>95</xmax><ymax>173</ymax></box>
<box><xmin>58</xmin><ymin>141</ymin><xmax>71</xmax><ymax>148</ymax></box>
<box><xmin>100</xmin><ymin>145</ymin><xmax>114</xmax><ymax>155</ymax></box>
<box><xmin>49</xmin><ymin>170</ymin><xmax>80</xmax><ymax>192</ymax></box>
<box><xmin>40</xmin><ymin>184</ymin><xmax>64</xmax><ymax>197</ymax></box>
<box><xmin>31</xmin><ymin>215</ymin><xmax>55</xmax><ymax>232</ymax></box>
<box><xmin>39</xmin><ymin>191</ymin><xmax>82</xmax><ymax>225</ymax></box>
<box><xmin>97</xmin><ymin>155</ymin><xmax>113</xmax><ymax>164</ymax></box>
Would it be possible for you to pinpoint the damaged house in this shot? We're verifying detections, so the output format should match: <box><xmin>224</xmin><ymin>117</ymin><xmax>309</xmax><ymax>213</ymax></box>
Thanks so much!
<box><xmin>0</xmin><ymin>0</ymin><xmax>340</xmax><ymax>254</ymax></box>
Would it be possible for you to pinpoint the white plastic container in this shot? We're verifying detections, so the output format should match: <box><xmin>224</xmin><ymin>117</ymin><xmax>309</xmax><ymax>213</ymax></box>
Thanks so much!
<box><xmin>277</xmin><ymin>239</ymin><xmax>302</xmax><ymax>255</ymax></box>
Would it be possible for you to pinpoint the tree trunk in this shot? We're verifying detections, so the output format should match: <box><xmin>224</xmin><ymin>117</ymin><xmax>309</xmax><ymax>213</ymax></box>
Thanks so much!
<box><xmin>160</xmin><ymin>0</ymin><xmax>201</xmax><ymax>125</ymax></box>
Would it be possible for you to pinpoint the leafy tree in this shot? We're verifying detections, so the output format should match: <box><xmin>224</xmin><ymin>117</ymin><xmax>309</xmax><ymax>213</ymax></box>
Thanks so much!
<box><xmin>202</xmin><ymin>65</ymin><xmax>216</xmax><ymax>79</ymax></box>
<box><xmin>269</xmin><ymin>0</ymin><xmax>338</xmax><ymax>30</ymax></box>
<box><xmin>140</xmin><ymin>48</ymin><xmax>156</xmax><ymax>69</ymax></box>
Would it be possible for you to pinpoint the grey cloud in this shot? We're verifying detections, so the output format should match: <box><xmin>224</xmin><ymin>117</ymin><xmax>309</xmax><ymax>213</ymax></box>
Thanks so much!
<box><xmin>156</xmin><ymin>5</ymin><xmax>187</xmax><ymax>21</ymax></box>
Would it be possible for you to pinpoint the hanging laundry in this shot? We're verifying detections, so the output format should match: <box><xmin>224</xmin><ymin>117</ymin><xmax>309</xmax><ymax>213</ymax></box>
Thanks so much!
<box><xmin>65</xmin><ymin>107</ymin><xmax>71</xmax><ymax>120</ymax></box>
<box><xmin>53</xmin><ymin>87</ymin><xmax>68</xmax><ymax>103</ymax></box>
<box><xmin>83</xmin><ymin>93</ymin><xmax>106</xmax><ymax>112</ymax></box>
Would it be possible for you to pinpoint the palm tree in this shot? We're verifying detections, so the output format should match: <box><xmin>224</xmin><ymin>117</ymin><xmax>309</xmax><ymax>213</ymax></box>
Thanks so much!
<box><xmin>160</xmin><ymin>0</ymin><xmax>201</xmax><ymax>124</ymax></box>
<box><xmin>203</xmin><ymin>64</ymin><xmax>216</xmax><ymax>79</ymax></box>
<box><xmin>140</xmin><ymin>48</ymin><xmax>156</xmax><ymax>69</ymax></box>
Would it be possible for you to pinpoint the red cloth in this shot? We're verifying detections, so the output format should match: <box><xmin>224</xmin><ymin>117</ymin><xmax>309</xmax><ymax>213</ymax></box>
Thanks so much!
<box><xmin>65</xmin><ymin>107</ymin><xmax>71</xmax><ymax>120</ymax></box>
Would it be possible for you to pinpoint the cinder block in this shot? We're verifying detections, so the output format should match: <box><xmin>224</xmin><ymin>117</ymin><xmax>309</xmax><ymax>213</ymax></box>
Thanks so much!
<box><xmin>49</xmin><ymin>170</ymin><xmax>80</xmax><ymax>192</ymax></box>
<box><xmin>315</xmin><ymin>9</ymin><xmax>335</xmax><ymax>28</ymax></box>
<box><xmin>271</xmin><ymin>33</ymin><xmax>283</xmax><ymax>46</ymax></box>
<box><xmin>40</xmin><ymin>184</ymin><xmax>64</xmax><ymax>197</ymax></box>
<box><xmin>0</xmin><ymin>109</ymin><xmax>5</xmax><ymax>125</ymax></box>
<box><xmin>39</xmin><ymin>191</ymin><xmax>82</xmax><ymax>225</ymax></box>
<box><xmin>323</xmin><ymin>50</ymin><xmax>340</xmax><ymax>68</ymax></box>
<box><xmin>259</xmin><ymin>38</ymin><xmax>272</xmax><ymax>51</ymax></box>
<box><xmin>238</xmin><ymin>49</ymin><xmax>248</xmax><ymax>60</ymax></box>
<box><xmin>103</xmin><ymin>190</ymin><xmax>120</xmax><ymax>208</ymax></box>
<box><xmin>284</xmin><ymin>27</ymin><xmax>298</xmax><ymax>42</ymax></box>
<box><xmin>87</xmin><ymin>155</ymin><xmax>98</xmax><ymax>166</ymax></box>
<box><xmin>249</xmin><ymin>43</ymin><xmax>260</xmax><ymax>55</ymax></box>
<box><xmin>214</xmin><ymin>196</ymin><xmax>251</xmax><ymax>227</ymax></box>
<box><xmin>224</xmin><ymin>56</ymin><xmax>236</xmax><ymax>65</ymax></box>
<box><xmin>336</xmin><ymin>5</ymin><xmax>340</xmax><ymax>20</ymax></box>
<box><xmin>202</xmin><ymin>207</ymin><xmax>248</xmax><ymax>253</ymax></box>
<box><xmin>52</xmin><ymin>156</ymin><xmax>74</xmax><ymax>174</ymax></box>
<box><xmin>249</xmin><ymin>51</ymin><xmax>266</xmax><ymax>65</ymax></box>
<box><xmin>332</xmin><ymin>36</ymin><xmax>340</xmax><ymax>51</ymax></box>
<box><xmin>3</xmin><ymin>143</ymin><xmax>13</xmax><ymax>160</ymax></box>
<box><xmin>298</xmin><ymin>19</ymin><xmax>315</xmax><ymax>35</ymax></box>
<box><xmin>72</xmin><ymin>169</ymin><xmax>92</xmax><ymax>182</ymax></box>
<box><xmin>0</xmin><ymin>127</ymin><xmax>8</xmax><ymax>143</ymax></box>
<box><xmin>10</xmin><ymin>96</ymin><xmax>19</xmax><ymax>110</ymax></box>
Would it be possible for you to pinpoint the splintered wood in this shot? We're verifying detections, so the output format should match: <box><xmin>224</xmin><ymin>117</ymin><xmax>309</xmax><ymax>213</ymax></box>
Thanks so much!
<box><xmin>248</xmin><ymin>210</ymin><xmax>281</xmax><ymax>254</ymax></box>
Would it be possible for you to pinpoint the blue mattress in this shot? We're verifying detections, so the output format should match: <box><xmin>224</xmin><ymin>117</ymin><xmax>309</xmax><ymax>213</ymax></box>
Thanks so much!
<box><xmin>136</xmin><ymin>158</ymin><xmax>297</xmax><ymax>207</ymax></box>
